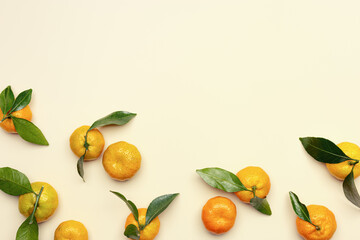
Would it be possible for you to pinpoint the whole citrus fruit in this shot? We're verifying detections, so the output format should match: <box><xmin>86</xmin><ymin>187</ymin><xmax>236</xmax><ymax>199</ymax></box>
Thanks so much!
<box><xmin>201</xmin><ymin>196</ymin><xmax>236</xmax><ymax>235</ymax></box>
<box><xmin>296</xmin><ymin>204</ymin><xmax>337</xmax><ymax>240</ymax></box>
<box><xmin>326</xmin><ymin>142</ymin><xmax>360</xmax><ymax>180</ymax></box>
<box><xmin>54</xmin><ymin>220</ymin><xmax>88</xmax><ymax>240</ymax></box>
<box><xmin>70</xmin><ymin>125</ymin><xmax>105</xmax><ymax>160</ymax></box>
<box><xmin>0</xmin><ymin>105</ymin><xmax>32</xmax><ymax>133</ymax></box>
<box><xmin>18</xmin><ymin>182</ymin><xmax>58</xmax><ymax>223</ymax></box>
<box><xmin>102</xmin><ymin>141</ymin><xmax>141</xmax><ymax>181</ymax></box>
<box><xmin>235</xmin><ymin>166</ymin><xmax>271</xmax><ymax>203</ymax></box>
<box><xmin>125</xmin><ymin>208</ymin><xmax>160</xmax><ymax>240</ymax></box>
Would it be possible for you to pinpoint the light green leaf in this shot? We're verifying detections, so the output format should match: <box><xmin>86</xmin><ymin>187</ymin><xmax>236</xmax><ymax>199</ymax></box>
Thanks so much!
<box><xmin>77</xmin><ymin>155</ymin><xmax>85</xmax><ymax>182</ymax></box>
<box><xmin>196</xmin><ymin>168</ymin><xmax>249</xmax><ymax>192</ymax></box>
<box><xmin>343</xmin><ymin>167</ymin><xmax>360</xmax><ymax>208</ymax></box>
<box><xmin>250</xmin><ymin>196</ymin><xmax>272</xmax><ymax>215</ymax></box>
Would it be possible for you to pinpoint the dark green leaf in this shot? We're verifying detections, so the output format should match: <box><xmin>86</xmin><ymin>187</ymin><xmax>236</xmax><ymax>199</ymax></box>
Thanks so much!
<box><xmin>12</xmin><ymin>116</ymin><xmax>49</xmax><ymax>145</ymax></box>
<box><xmin>289</xmin><ymin>191</ymin><xmax>312</xmax><ymax>224</ymax></box>
<box><xmin>196</xmin><ymin>168</ymin><xmax>249</xmax><ymax>192</ymax></box>
<box><xmin>299</xmin><ymin>137</ymin><xmax>351</xmax><ymax>163</ymax></box>
<box><xmin>77</xmin><ymin>155</ymin><xmax>85</xmax><ymax>182</ymax></box>
<box><xmin>0</xmin><ymin>167</ymin><xmax>33</xmax><ymax>196</ymax></box>
<box><xmin>0</xmin><ymin>86</ymin><xmax>15</xmax><ymax>114</ymax></box>
<box><xmin>124</xmin><ymin>224</ymin><xmax>140</xmax><ymax>240</ymax></box>
<box><xmin>9</xmin><ymin>89</ymin><xmax>32</xmax><ymax>114</ymax></box>
<box><xmin>145</xmin><ymin>193</ymin><xmax>179</xmax><ymax>226</ymax></box>
<box><xmin>16</xmin><ymin>215</ymin><xmax>38</xmax><ymax>240</ymax></box>
<box><xmin>89</xmin><ymin>111</ymin><xmax>136</xmax><ymax>131</ymax></box>
<box><xmin>343</xmin><ymin>167</ymin><xmax>360</xmax><ymax>208</ymax></box>
<box><xmin>250</xmin><ymin>196</ymin><xmax>272</xmax><ymax>215</ymax></box>
<box><xmin>110</xmin><ymin>191</ymin><xmax>139</xmax><ymax>222</ymax></box>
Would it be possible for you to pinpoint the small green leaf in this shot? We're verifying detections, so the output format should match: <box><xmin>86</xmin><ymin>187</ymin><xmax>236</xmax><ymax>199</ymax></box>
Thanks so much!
<box><xmin>110</xmin><ymin>191</ymin><xmax>139</xmax><ymax>222</ymax></box>
<box><xmin>16</xmin><ymin>215</ymin><xmax>39</xmax><ymax>240</ymax></box>
<box><xmin>0</xmin><ymin>167</ymin><xmax>34</xmax><ymax>196</ymax></box>
<box><xmin>299</xmin><ymin>137</ymin><xmax>351</xmax><ymax>164</ymax></box>
<box><xmin>196</xmin><ymin>168</ymin><xmax>249</xmax><ymax>192</ymax></box>
<box><xmin>250</xmin><ymin>196</ymin><xmax>272</xmax><ymax>215</ymax></box>
<box><xmin>289</xmin><ymin>191</ymin><xmax>312</xmax><ymax>224</ymax></box>
<box><xmin>77</xmin><ymin>155</ymin><xmax>85</xmax><ymax>181</ymax></box>
<box><xmin>145</xmin><ymin>193</ymin><xmax>179</xmax><ymax>226</ymax></box>
<box><xmin>88</xmin><ymin>111</ymin><xmax>136</xmax><ymax>131</ymax></box>
<box><xmin>124</xmin><ymin>224</ymin><xmax>140</xmax><ymax>240</ymax></box>
<box><xmin>12</xmin><ymin>116</ymin><xmax>49</xmax><ymax>145</ymax></box>
<box><xmin>0</xmin><ymin>86</ymin><xmax>15</xmax><ymax>115</ymax></box>
<box><xmin>9</xmin><ymin>89</ymin><xmax>32</xmax><ymax>114</ymax></box>
<box><xmin>343</xmin><ymin>167</ymin><xmax>360</xmax><ymax>208</ymax></box>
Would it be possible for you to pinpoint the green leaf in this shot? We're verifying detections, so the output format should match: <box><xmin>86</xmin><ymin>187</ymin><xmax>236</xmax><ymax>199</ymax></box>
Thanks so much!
<box><xmin>289</xmin><ymin>191</ymin><xmax>312</xmax><ymax>224</ymax></box>
<box><xmin>9</xmin><ymin>89</ymin><xmax>32</xmax><ymax>114</ymax></box>
<box><xmin>196</xmin><ymin>168</ymin><xmax>249</xmax><ymax>192</ymax></box>
<box><xmin>0</xmin><ymin>167</ymin><xmax>34</xmax><ymax>196</ymax></box>
<box><xmin>16</xmin><ymin>215</ymin><xmax>39</xmax><ymax>240</ymax></box>
<box><xmin>145</xmin><ymin>193</ymin><xmax>179</xmax><ymax>226</ymax></box>
<box><xmin>12</xmin><ymin>116</ymin><xmax>49</xmax><ymax>145</ymax></box>
<box><xmin>77</xmin><ymin>155</ymin><xmax>85</xmax><ymax>182</ymax></box>
<box><xmin>88</xmin><ymin>111</ymin><xmax>136</xmax><ymax>131</ymax></box>
<box><xmin>110</xmin><ymin>191</ymin><xmax>139</xmax><ymax>222</ymax></box>
<box><xmin>0</xmin><ymin>86</ymin><xmax>15</xmax><ymax>115</ymax></box>
<box><xmin>124</xmin><ymin>224</ymin><xmax>140</xmax><ymax>240</ymax></box>
<box><xmin>299</xmin><ymin>137</ymin><xmax>351</xmax><ymax>163</ymax></box>
<box><xmin>250</xmin><ymin>196</ymin><xmax>272</xmax><ymax>215</ymax></box>
<box><xmin>343</xmin><ymin>167</ymin><xmax>360</xmax><ymax>208</ymax></box>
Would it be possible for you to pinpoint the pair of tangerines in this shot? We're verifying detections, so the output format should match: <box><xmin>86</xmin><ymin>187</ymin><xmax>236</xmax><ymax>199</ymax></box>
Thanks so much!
<box><xmin>70</xmin><ymin>125</ymin><xmax>141</xmax><ymax>181</ymax></box>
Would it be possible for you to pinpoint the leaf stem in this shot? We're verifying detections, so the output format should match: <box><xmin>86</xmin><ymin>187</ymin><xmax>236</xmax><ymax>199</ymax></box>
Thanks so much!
<box><xmin>349</xmin><ymin>159</ymin><xmax>359</xmax><ymax>165</ymax></box>
<box><xmin>251</xmin><ymin>186</ymin><xmax>257</xmax><ymax>197</ymax></box>
<box><xmin>29</xmin><ymin>186</ymin><xmax>44</xmax><ymax>224</ymax></box>
<box><xmin>84</xmin><ymin>131</ymin><xmax>90</xmax><ymax>150</ymax></box>
<box><xmin>0</xmin><ymin>114</ymin><xmax>10</xmax><ymax>122</ymax></box>
<box><xmin>312</xmin><ymin>223</ymin><xmax>320</xmax><ymax>231</ymax></box>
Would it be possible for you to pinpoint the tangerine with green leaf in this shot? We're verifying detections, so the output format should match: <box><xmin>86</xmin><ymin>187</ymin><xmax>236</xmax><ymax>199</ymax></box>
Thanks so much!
<box><xmin>125</xmin><ymin>208</ymin><xmax>160</xmax><ymax>240</ymax></box>
<box><xmin>0</xmin><ymin>105</ymin><xmax>32</xmax><ymax>133</ymax></box>
<box><xmin>296</xmin><ymin>205</ymin><xmax>337</xmax><ymax>240</ymax></box>
<box><xmin>326</xmin><ymin>142</ymin><xmax>360</xmax><ymax>180</ymax></box>
<box><xmin>70</xmin><ymin>125</ymin><xmax>105</xmax><ymax>161</ymax></box>
<box><xmin>18</xmin><ymin>182</ymin><xmax>58</xmax><ymax>223</ymax></box>
<box><xmin>111</xmin><ymin>191</ymin><xmax>178</xmax><ymax>240</ymax></box>
<box><xmin>235</xmin><ymin>166</ymin><xmax>271</xmax><ymax>203</ymax></box>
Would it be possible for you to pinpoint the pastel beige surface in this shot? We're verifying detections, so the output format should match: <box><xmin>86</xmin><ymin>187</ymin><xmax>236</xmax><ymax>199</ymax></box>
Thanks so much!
<box><xmin>1</xmin><ymin>0</ymin><xmax>360</xmax><ymax>239</ymax></box>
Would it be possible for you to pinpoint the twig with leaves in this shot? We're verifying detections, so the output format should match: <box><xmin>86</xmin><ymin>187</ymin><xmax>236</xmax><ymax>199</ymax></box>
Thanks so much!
<box><xmin>0</xmin><ymin>167</ymin><xmax>44</xmax><ymax>240</ymax></box>
<box><xmin>111</xmin><ymin>191</ymin><xmax>179</xmax><ymax>239</ymax></box>
<box><xmin>300</xmin><ymin>137</ymin><xmax>360</xmax><ymax>208</ymax></box>
<box><xmin>0</xmin><ymin>86</ymin><xmax>48</xmax><ymax>145</ymax></box>
<box><xmin>196</xmin><ymin>167</ymin><xmax>272</xmax><ymax>215</ymax></box>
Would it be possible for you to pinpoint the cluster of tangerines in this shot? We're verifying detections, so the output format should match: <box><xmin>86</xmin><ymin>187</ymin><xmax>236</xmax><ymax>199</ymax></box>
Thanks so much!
<box><xmin>1</xmin><ymin>86</ymin><xmax>360</xmax><ymax>240</ymax></box>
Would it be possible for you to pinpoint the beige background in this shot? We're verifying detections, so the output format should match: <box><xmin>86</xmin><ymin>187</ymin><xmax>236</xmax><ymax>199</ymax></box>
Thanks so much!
<box><xmin>1</xmin><ymin>0</ymin><xmax>360</xmax><ymax>239</ymax></box>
